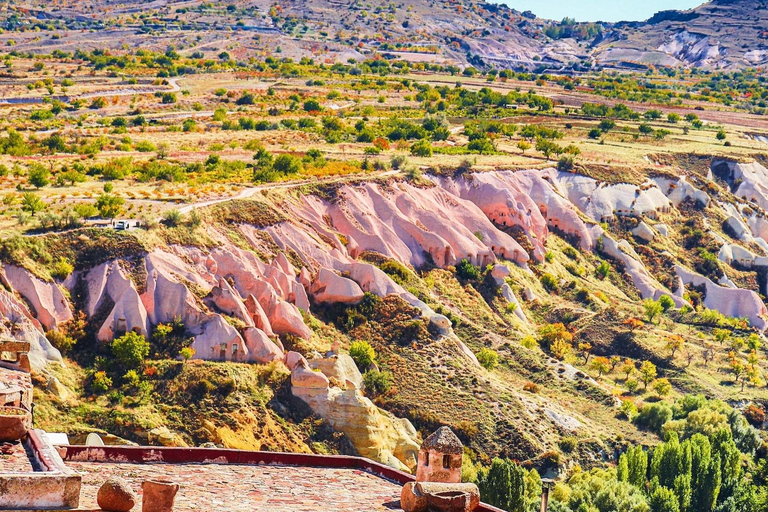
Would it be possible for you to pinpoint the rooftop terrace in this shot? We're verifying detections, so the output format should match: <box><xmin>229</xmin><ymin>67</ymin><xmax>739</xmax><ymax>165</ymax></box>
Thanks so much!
<box><xmin>70</xmin><ymin>461</ymin><xmax>404</xmax><ymax>511</ymax></box>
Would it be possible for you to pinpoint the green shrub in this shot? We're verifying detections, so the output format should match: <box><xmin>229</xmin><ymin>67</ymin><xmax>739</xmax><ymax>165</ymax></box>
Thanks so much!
<box><xmin>557</xmin><ymin>155</ymin><xmax>575</xmax><ymax>172</ymax></box>
<box><xmin>558</xmin><ymin>436</ymin><xmax>578</xmax><ymax>453</ymax></box>
<box><xmin>123</xmin><ymin>369</ymin><xmax>141</xmax><ymax>387</ymax></box>
<box><xmin>380</xmin><ymin>260</ymin><xmax>411</xmax><ymax>283</ymax></box>
<box><xmin>658</xmin><ymin>294</ymin><xmax>675</xmax><ymax>312</ymax></box>
<box><xmin>595</xmin><ymin>261</ymin><xmax>610</xmax><ymax>279</ymax></box>
<box><xmin>520</xmin><ymin>336</ymin><xmax>538</xmax><ymax>350</ymax></box>
<box><xmin>476</xmin><ymin>348</ymin><xmax>499</xmax><ymax>370</ymax></box>
<box><xmin>45</xmin><ymin>329</ymin><xmax>76</xmax><ymax>354</ymax></box>
<box><xmin>540</xmin><ymin>273</ymin><xmax>558</xmax><ymax>292</ymax></box>
<box><xmin>349</xmin><ymin>340</ymin><xmax>376</xmax><ymax>370</ymax></box>
<box><xmin>51</xmin><ymin>258</ymin><xmax>74</xmax><ymax>280</ymax></box>
<box><xmin>635</xmin><ymin>402</ymin><xmax>673</xmax><ymax>434</ymax></box>
<box><xmin>456</xmin><ymin>259</ymin><xmax>481</xmax><ymax>281</ymax></box>
<box><xmin>410</xmin><ymin>139</ymin><xmax>433</xmax><ymax>157</ymax></box>
<box><xmin>112</xmin><ymin>331</ymin><xmax>150</xmax><ymax>370</ymax></box>
<box><xmin>162</xmin><ymin>209</ymin><xmax>183</xmax><ymax>227</ymax></box>
<box><xmin>391</xmin><ymin>155</ymin><xmax>408</xmax><ymax>169</ymax></box>
<box><xmin>362</xmin><ymin>369</ymin><xmax>392</xmax><ymax>396</ymax></box>
<box><xmin>92</xmin><ymin>371</ymin><xmax>112</xmax><ymax>393</ymax></box>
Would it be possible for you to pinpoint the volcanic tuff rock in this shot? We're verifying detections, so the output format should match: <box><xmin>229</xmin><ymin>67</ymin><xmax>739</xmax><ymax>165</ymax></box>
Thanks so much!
<box><xmin>17</xmin><ymin>163</ymin><xmax>768</xmax><ymax>371</ymax></box>
<box><xmin>4</xmin><ymin>0</ymin><xmax>768</xmax><ymax>71</ymax></box>
<box><xmin>4</xmin><ymin>264</ymin><xmax>72</xmax><ymax>330</ymax></box>
<box><xmin>601</xmin><ymin>0</ymin><xmax>768</xmax><ymax>69</ymax></box>
<box><xmin>10</xmin><ymin>159</ymin><xmax>768</xmax><ymax>470</ymax></box>
<box><xmin>291</xmin><ymin>353</ymin><xmax>420</xmax><ymax>472</ymax></box>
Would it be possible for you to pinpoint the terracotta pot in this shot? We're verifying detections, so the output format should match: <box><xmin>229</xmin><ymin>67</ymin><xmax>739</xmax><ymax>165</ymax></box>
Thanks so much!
<box><xmin>142</xmin><ymin>479</ymin><xmax>179</xmax><ymax>512</ymax></box>
<box><xmin>0</xmin><ymin>407</ymin><xmax>31</xmax><ymax>442</ymax></box>
<box><xmin>426</xmin><ymin>490</ymin><xmax>472</xmax><ymax>512</ymax></box>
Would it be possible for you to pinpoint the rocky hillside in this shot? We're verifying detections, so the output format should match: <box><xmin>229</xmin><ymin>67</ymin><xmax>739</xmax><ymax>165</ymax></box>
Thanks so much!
<box><xmin>9</xmin><ymin>0</ymin><xmax>768</xmax><ymax>70</ymax></box>
<box><xmin>594</xmin><ymin>0</ymin><xmax>768</xmax><ymax>69</ymax></box>
<box><xmin>14</xmin><ymin>157</ymin><xmax>768</xmax><ymax>472</ymax></box>
<box><xmin>0</xmin><ymin>0</ymin><xmax>584</xmax><ymax>70</ymax></box>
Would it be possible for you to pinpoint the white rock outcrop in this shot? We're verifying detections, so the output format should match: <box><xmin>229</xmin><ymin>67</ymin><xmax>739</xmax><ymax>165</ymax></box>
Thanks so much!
<box><xmin>676</xmin><ymin>265</ymin><xmax>768</xmax><ymax>330</ymax></box>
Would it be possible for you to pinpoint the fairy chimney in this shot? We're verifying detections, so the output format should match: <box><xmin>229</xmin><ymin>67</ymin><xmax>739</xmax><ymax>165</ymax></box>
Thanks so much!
<box><xmin>415</xmin><ymin>427</ymin><xmax>462</xmax><ymax>483</ymax></box>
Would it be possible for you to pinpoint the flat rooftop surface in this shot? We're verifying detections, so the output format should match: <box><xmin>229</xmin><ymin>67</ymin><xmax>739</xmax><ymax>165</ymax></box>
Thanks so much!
<box><xmin>0</xmin><ymin>441</ymin><xmax>35</xmax><ymax>473</ymax></box>
<box><xmin>68</xmin><ymin>461</ymin><xmax>404</xmax><ymax>511</ymax></box>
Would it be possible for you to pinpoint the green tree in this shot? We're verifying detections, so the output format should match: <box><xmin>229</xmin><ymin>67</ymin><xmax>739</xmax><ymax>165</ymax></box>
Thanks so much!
<box><xmin>713</xmin><ymin>328</ymin><xmax>731</xmax><ymax>345</ymax></box>
<box><xmin>639</xmin><ymin>361</ymin><xmax>658</xmax><ymax>389</ymax></box>
<box><xmin>618</xmin><ymin>445</ymin><xmax>648</xmax><ymax>489</ymax></box>
<box><xmin>639</xmin><ymin>123</ymin><xmax>654</xmax><ymax>135</ymax></box>
<box><xmin>28</xmin><ymin>164</ymin><xmax>50</xmax><ymax>189</ymax></box>
<box><xmin>477</xmin><ymin>458</ymin><xmax>526</xmax><ymax>512</ymax></box>
<box><xmin>650</xmin><ymin>433</ymin><xmax>689</xmax><ymax>491</ymax></box>
<box><xmin>652</xmin><ymin>378</ymin><xmax>672</xmax><ymax>397</ymax></box>
<box><xmin>21</xmin><ymin>192</ymin><xmax>45</xmax><ymax>215</ymax></box>
<box><xmin>589</xmin><ymin>356</ymin><xmax>611</xmax><ymax>377</ymax></box>
<box><xmin>410</xmin><ymin>139</ymin><xmax>433</xmax><ymax>157</ymax></box>
<box><xmin>649</xmin><ymin>483</ymin><xmax>680</xmax><ymax>512</ymax></box>
<box><xmin>643</xmin><ymin>298</ymin><xmax>663</xmax><ymax>323</ymax></box>
<box><xmin>272</xmin><ymin>154</ymin><xmax>302</xmax><ymax>174</ymax></box>
<box><xmin>111</xmin><ymin>331</ymin><xmax>150</xmax><ymax>370</ymax></box>
<box><xmin>60</xmin><ymin>169</ymin><xmax>86</xmax><ymax>186</ymax></box>
<box><xmin>303</xmin><ymin>99</ymin><xmax>322</xmax><ymax>112</ymax></box>
<box><xmin>180</xmin><ymin>346</ymin><xmax>196</xmax><ymax>362</ymax></box>
<box><xmin>96</xmin><ymin>193</ymin><xmax>124</xmax><ymax>219</ymax></box>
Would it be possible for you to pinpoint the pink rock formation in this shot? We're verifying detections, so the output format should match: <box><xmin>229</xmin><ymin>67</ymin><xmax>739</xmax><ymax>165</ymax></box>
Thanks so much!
<box><xmin>3</xmin><ymin>265</ymin><xmax>72</xmax><ymax>331</ymax></box>
<box><xmin>290</xmin><ymin>358</ymin><xmax>331</xmax><ymax>389</ymax></box>
<box><xmin>206</xmin><ymin>278</ymin><xmax>254</xmax><ymax>327</ymax></box>
<box><xmin>717</xmin><ymin>160</ymin><xmax>768</xmax><ymax>212</ymax></box>
<box><xmin>310</xmin><ymin>268</ymin><xmax>365</xmax><ymax>304</ymax></box>
<box><xmin>308</xmin><ymin>354</ymin><xmax>364</xmax><ymax>390</ymax></box>
<box><xmin>284</xmin><ymin>351</ymin><xmax>307</xmax><ymax>371</ymax></box>
<box><xmin>83</xmin><ymin>262</ymin><xmax>149</xmax><ymax>341</ymax></box>
<box><xmin>346</xmin><ymin>262</ymin><xmax>406</xmax><ymax>296</ymax></box>
<box><xmin>243</xmin><ymin>294</ymin><xmax>275</xmax><ymax>337</ymax></box>
<box><xmin>552</xmin><ymin>172</ymin><xmax>671</xmax><ymax>222</ymax></box>
<box><xmin>243</xmin><ymin>327</ymin><xmax>284</xmax><ymax>363</ymax></box>
<box><xmin>191</xmin><ymin>314</ymin><xmax>245</xmax><ymax>362</ymax></box>
<box><xmin>252</xmin><ymin>281</ymin><xmax>312</xmax><ymax>339</ymax></box>
<box><xmin>289</xmin><ymin>181</ymin><xmax>529</xmax><ymax>269</ymax></box>
<box><xmin>601</xmin><ymin>236</ymin><xmax>685</xmax><ymax>307</ymax></box>
<box><xmin>436</xmin><ymin>172</ymin><xmax>548</xmax><ymax>260</ymax></box>
<box><xmin>506</xmin><ymin>170</ymin><xmax>598</xmax><ymax>250</ymax></box>
<box><xmin>653</xmin><ymin>176</ymin><xmax>710</xmax><ymax>207</ymax></box>
<box><xmin>142</xmin><ymin>251</ymin><xmax>209</xmax><ymax>328</ymax></box>
<box><xmin>0</xmin><ymin>286</ymin><xmax>61</xmax><ymax>370</ymax></box>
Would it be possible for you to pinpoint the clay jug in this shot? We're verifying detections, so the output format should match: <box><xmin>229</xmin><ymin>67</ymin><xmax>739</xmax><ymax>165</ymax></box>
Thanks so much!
<box><xmin>142</xmin><ymin>479</ymin><xmax>179</xmax><ymax>512</ymax></box>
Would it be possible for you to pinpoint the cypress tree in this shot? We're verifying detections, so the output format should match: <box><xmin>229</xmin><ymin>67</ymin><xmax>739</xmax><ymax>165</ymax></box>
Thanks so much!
<box><xmin>626</xmin><ymin>445</ymin><xmax>648</xmax><ymax>490</ymax></box>
<box><xmin>478</xmin><ymin>458</ymin><xmax>526</xmax><ymax>512</ymax></box>
<box><xmin>689</xmin><ymin>434</ymin><xmax>712</xmax><ymax>511</ymax></box>
<box><xmin>649</xmin><ymin>483</ymin><xmax>681</xmax><ymax>512</ymax></box>
<box><xmin>711</xmin><ymin>430</ymin><xmax>740</xmax><ymax>503</ymax></box>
